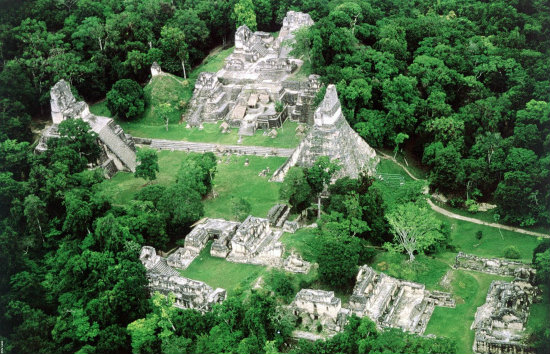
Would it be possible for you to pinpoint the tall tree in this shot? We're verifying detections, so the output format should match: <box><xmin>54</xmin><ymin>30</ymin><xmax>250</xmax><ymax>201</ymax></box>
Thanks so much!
<box><xmin>134</xmin><ymin>148</ymin><xmax>159</xmax><ymax>183</ymax></box>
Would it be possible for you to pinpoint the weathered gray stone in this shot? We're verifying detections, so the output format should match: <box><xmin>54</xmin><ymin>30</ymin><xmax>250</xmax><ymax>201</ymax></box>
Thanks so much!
<box><xmin>472</xmin><ymin>280</ymin><xmax>536</xmax><ymax>354</ymax></box>
<box><xmin>349</xmin><ymin>265</ymin><xmax>455</xmax><ymax>334</ymax></box>
<box><xmin>139</xmin><ymin>246</ymin><xmax>226</xmax><ymax>312</ymax></box>
<box><xmin>36</xmin><ymin>80</ymin><xmax>136</xmax><ymax>177</ymax></box>
<box><xmin>454</xmin><ymin>252</ymin><xmax>536</xmax><ymax>281</ymax></box>
<box><xmin>271</xmin><ymin>85</ymin><xmax>379</xmax><ymax>182</ymax></box>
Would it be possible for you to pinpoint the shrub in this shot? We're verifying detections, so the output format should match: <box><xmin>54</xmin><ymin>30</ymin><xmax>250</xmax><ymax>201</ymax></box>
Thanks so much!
<box><xmin>316</xmin><ymin>323</ymin><xmax>323</xmax><ymax>333</ymax></box>
<box><xmin>106</xmin><ymin>79</ymin><xmax>145</xmax><ymax>120</ymax></box>
<box><xmin>475</xmin><ymin>231</ymin><xmax>483</xmax><ymax>240</ymax></box>
<box><xmin>503</xmin><ymin>246</ymin><xmax>521</xmax><ymax>259</ymax></box>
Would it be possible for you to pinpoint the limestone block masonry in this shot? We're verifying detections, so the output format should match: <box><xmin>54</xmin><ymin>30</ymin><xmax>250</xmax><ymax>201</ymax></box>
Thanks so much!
<box><xmin>471</xmin><ymin>280</ymin><xmax>536</xmax><ymax>354</ymax></box>
<box><xmin>454</xmin><ymin>252</ymin><xmax>536</xmax><ymax>282</ymax></box>
<box><xmin>36</xmin><ymin>80</ymin><xmax>136</xmax><ymax>177</ymax></box>
<box><xmin>271</xmin><ymin>85</ymin><xmax>379</xmax><ymax>182</ymax></box>
<box><xmin>139</xmin><ymin>246</ymin><xmax>226</xmax><ymax>312</ymax></box>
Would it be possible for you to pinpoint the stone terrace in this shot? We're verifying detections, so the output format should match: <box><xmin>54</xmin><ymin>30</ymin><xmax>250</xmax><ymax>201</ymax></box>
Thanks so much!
<box><xmin>349</xmin><ymin>265</ymin><xmax>455</xmax><ymax>334</ymax></box>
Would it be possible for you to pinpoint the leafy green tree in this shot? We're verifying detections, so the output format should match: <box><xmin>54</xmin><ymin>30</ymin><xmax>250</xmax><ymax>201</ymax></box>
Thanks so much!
<box><xmin>384</xmin><ymin>203</ymin><xmax>447</xmax><ymax>262</ymax></box>
<box><xmin>158</xmin><ymin>183</ymin><xmax>203</xmax><ymax>236</ymax></box>
<box><xmin>106</xmin><ymin>79</ymin><xmax>145</xmax><ymax>120</ymax></box>
<box><xmin>160</xmin><ymin>25</ymin><xmax>189</xmax><ymax>79</ymax></box>
<box><xmin>317</xmin><ymin>228</ymin><xmax>361</xmax><ymax>289</ymax></box>
<box><xmin>280</xmin><ymin>167</ymin><xmax>311</xmax><ymax>213</ymax></box>
<box><xmin>157</xmin><ymin>102</ymin><xmax>175</xmax><ymax>131</ymax></box>
<box><xmin>56</xmin><ymin>118</ymin><xmax>101</xmax><ymax>163</ymax></box>
<box><xmin>134</xmin><ymin>148</ymin><xmax>159</xmax><ymax>183</ymax></box>
<box><xmin>305</xmin><ymin>156</ymin><xmax>341</xmax><ymax>219</ymax></box>
<box><xmin>393</xmin><ymin>132</ymin><xmax>409</xmax><ymax>159</ymax></box>
<box><xmin>231</xmin><ymin>197</ymin><xmax>251</xmax><ymax>221</ymax></box>
<box><xmin>233</xmin><ymin>0</ymin><xmax>257</xmax><ymax>31</ymax></box>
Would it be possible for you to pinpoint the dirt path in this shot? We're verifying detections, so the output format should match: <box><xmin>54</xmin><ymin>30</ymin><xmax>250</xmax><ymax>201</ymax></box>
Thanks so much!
<box><xmin>376</xmin><ymin>150</ymin><xmax>550</xmax><ymax>238</ymax></box>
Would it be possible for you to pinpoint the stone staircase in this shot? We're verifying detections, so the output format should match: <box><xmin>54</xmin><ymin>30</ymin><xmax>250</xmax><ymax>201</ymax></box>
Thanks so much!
<box><xmin>145</xmin><ymin>139</ymin><xmax>295</xmax><ymax>157</ymax></box>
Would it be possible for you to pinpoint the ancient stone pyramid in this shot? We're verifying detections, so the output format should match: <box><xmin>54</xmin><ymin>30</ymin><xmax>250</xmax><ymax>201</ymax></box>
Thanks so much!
<box><xmin>271</xmin><ymin>85</ymin><xmax>379</xmax><ymax>182</ymax></box>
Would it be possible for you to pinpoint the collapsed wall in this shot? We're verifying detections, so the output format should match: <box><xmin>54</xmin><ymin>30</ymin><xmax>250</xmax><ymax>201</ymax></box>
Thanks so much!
<box><xmin>349</xmin><ymin>265</ymin><xmax>455</xmax><ymax>334</ymax></box>
<box><xmin>454</xmin><ymin>252</ymin><xmax>536</xmax><ymax>281</ymax></box>
<box><xmin>36</xmin><ymin>80</ymin><xmax>136</xmax><ymax>177</ymax></box>
<box><xmin>472</xmin><ymin>280</ymin><xmax>536</xmax><ymax>354</ymax></box>
<box><xmin>270</xmin><ymin>85</ymin><xmax>379</xmax><ymax>182</ymax></box>
<box><xmin>140</xmin><ymin>246</ymin><xmax>226</xmax><ymax>312</ymax></box>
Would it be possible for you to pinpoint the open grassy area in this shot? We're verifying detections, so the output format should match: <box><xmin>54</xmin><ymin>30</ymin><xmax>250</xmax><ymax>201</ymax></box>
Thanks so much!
<box><xmin>280</xmin><ymin>228</ymin><xmax>319</xmax><ymax>262</ymax></box>
<box><xmin>179</xmin><ymin>242</ymin><xmax>265</xmax><ymax>296</ymax></box>
<box><xmin>96</xmin><ymin>150</ymin><xmax>187</xmax><ymax>205</ymax></box>
<box><xmin>116</xmin><ymin>119</ymin><xmax>303</xmax><ymax>148</ymax></box>
<box><xmin>440</xmin><ymin>213</ymin><xmax>542</xmax><ymax>263</ymax></box>
<box><xmin>204</xmin><ymin>154</ymin><xmax>287</xmax><ymax>220</ymax></box>
<box><xmin>426</xmin><ymin>270</ymin><xmax>513</xmax><ymax>354</ymax></box>
<box><xmin>371</xmin><ymin>252</ymin><xmax>451</xmax><ymax>290</ymax></box>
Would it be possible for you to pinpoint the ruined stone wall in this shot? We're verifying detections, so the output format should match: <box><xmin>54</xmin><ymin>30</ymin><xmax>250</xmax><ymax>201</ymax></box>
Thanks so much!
<box><xmin>454</xmin><ymin>252</ymin><xmax>536</xmax><ymax>281</ymax></box>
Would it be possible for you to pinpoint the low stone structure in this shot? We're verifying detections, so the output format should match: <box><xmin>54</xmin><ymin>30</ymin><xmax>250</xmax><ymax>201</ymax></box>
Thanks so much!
<box><xmin>36</xmin><ymin>80</ymin><xmax>136</xmax><ymax>177</ymax></box>
<box><xmin>270</xmin><ymin>85</ymin><xmax>379</xmax><ymax>182</ymax></box>
<box><xmin>166</xmin><ymin>218</ymin><xmax>240</xmax><ymax>269</ymax></box>
<box><xmin>267</xmin><ymin>204</ymin><xmax>290</xmax><ymax>227</ymax></box>
<box><xmin>291</xmin><ymin>289</ymin><xmax>349</xmax><ymax>333</ymax></box>
<box><xmin>228</xmin><ymin>215</ymin><xmax>285</xmax><ymax>265</ymax></box>
<box><xmin>139</xmin><ymin>246</ymin><xmax>226</xmax><ymax>312</ymax></box>
<box><xmin>454</xmin><ymin>252</ymin><xmax>536</xmax><ymax>281</ymax></box>
<box><xmin>283</xmin><ymin>252</ymin><xmax>311</xmax><ymax>274</ymax></box>
<box><xmin>471</xmin><ymin>280</ymin><xmax>536</xmax><ymax>354</ymax></box>
<box><xmin>349</xmin><ymin>265</ymin><xmax>455</xmax><ymax>334</ymax></box>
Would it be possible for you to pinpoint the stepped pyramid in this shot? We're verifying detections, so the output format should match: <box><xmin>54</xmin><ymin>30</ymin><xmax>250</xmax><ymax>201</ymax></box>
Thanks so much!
<box><xmin>36</xmin><ymin>80</ymin><xmax>137</xmax><ymax>177</ymax></box>
<box><xmin>271</xmin><ymin>85</ymin><xmax>379</xmax><ymax>182</ymax></box>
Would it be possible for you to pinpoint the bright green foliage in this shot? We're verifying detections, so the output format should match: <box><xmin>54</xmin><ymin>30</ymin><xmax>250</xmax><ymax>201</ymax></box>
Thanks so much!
<box><xmin>135</xmin><ymin>148</ymin><xmax>159</xmax><ymax>182</ymax></box>
<box><xmin>280</xmin><ymin>167</ymin><xmax>311</xmax><ymax>212</ymax></box>
<box><xmin>317</xmin><ymin>225</ymin><xmax>361</xmax><ymax>289</ymax></box>
<box><xmin>233</xmin><ymin>0</ymin><xmax>257</xmax><ymax>31</ymax></box>
<box><xmin>231</xmin><ymin>197</ymin><xmax>251</xmax><ymax>221</ymax></box>
<box><xmin>385</xmin><ymin>203</ymin><xmax>448</xmax><ymax>262</ymax></box>
<box><xmin>503</xmin><ymin>245</ymin><xmax>521</xmax><ymax>259</ymax></box>
<box><xmin>106</xmin><ymin>79</ymin><xmax>145</xmax><ymax>120</ymax></box>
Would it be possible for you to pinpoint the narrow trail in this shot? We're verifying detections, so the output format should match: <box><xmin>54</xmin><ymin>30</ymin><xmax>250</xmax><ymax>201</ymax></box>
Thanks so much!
<box><xmin>376</xmin><ymin>150</ymin><xmax>550</xmax><ymax>238</ymax></box>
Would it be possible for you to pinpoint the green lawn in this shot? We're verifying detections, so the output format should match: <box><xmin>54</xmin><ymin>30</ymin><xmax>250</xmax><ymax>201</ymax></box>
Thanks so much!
<box><xmin>425</xmin><ymin>270</ymin><xmax>513</xmax><ymax>354</ymax></box>
<box><xmin>97</xmin><ymin>151</ymin><xmax>287</xmax><ymax>218</ymax></box>
<box><xmin>204</xmin><ymin>155</ymin><xmax>287</xmax><ymax>220</ymax></box>
<box><xmin>371</xmin><ymin>252</ymin><xmax>450</xmax><ymax>290</ymax></box>
<box><xmin>97</xmin><ymin>150</ymin><xmax>187</xmax><ymax>205</ymax></box>
<box><xmin>117</xmin><ymin>119</ymin><xmax>302</xmax><ymax>148</ymax></box>
<box><xmin>179</xmin><ymin>242</ymin><xmax>265</xmax><ymax>296</ymax></box>
<box><xmin>441</xmin><ymin>213</ymin><xmax>542</xmax><ymax>263</ymax></box>
<box><xmin>280</xmin><ymin>228</ymin><xmax>319</xmax><ymax>262</ymax></box>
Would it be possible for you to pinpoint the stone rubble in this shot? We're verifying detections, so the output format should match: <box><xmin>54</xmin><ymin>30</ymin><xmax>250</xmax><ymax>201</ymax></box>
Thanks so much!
<box><xmin>139</xmin><ymin>246</ymin><xmax>226</xmax><ymax>312</ymax></box>
<box><xmin>454</xmin><ymin>252</ymin><xmax>536</xmax><ymax>281</ymax></box>
<box><xmin>471</xmin><ymin>280</ymin><xmax>536</xmax><ymax>354</ymax></box>
<box><xmin>36</xmin><ymin>80</ymin><xmax>136</xmax><ymax>177</ymax></box>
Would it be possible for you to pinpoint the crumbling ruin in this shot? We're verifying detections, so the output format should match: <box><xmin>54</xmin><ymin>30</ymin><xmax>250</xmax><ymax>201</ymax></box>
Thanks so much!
<box><xmin>271</xmin><ymin>85</ymin><xmax>379</xmax><ymax>182</ymax></box>
<box><xmin>472</xmin><ymin>280</ymin><xmax>536</xmax><ymax>354</ymax></box>
<box><xmin>36</xmin><ymin>80</ymin><xmax>136</xmax><ymax>177</ymax></box>
<box><xmin>348</xmin><ymin>265</ymin><xmax>455</xmax><ymax>334</ymax></box>
<box><xmin>184</xmin><ymin>11</ymin><xmax>320</xmax><ymax>134</ymax></box>
<box><xmin>454</xmin><ymin>252</ymin><xmax>536</xmax><ymax>281</ymax></box>
<box><xmin>291</xmin><ymin>289</ymin><xmax>349</xmax><ymax>333</ymax></box>
<box><xmin>139</xmin><ymin>246</ymin><xmax>226</xmax><ymax>312</ymax></box>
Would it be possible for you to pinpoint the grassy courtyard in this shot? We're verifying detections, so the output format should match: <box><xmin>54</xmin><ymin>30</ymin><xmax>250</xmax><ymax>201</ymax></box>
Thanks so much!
<box><xmin>97</xmin><ymin>151</ymin><xmax>287</xmax><ymax>216</ymax></box>
<box><xmin>425</xmin><ymin>270</ymin><xmax>513</xmax><ymax>354</ymax></box>
<box><xmin>179</xmin><ymin>242</ymin><xmax>266</xmax><ymax>296</ymax></box>
<box><xmin>204</xmin><ymin>155</ymin><xmax>286</xmax><ymax>220</ymax></box>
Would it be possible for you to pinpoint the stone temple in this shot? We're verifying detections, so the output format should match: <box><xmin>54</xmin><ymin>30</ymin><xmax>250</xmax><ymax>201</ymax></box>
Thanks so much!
<box><xmin>271</xmin><ymin>85</ymin><xmax>379</xmax><ymax>182</ymax></box>
<box><xmin>36</xmin><ymin>80</ymin><xmax>136</xmax><ymax>177</ymax></box>
<box><xmin>184</xmin><ymin>11</ymin><xmax>321</xmax><ymax>135</ymax></box>
<box><xmin>471</xmin><ymin>279</ymin><xmax>536</xmax><ymax>354</ymax></box>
